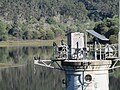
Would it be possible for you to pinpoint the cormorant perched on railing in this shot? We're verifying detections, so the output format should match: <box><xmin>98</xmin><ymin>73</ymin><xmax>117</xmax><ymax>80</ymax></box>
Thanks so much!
<box><xmin>53</xmin><ymin>42</ymin><xmax>57</xmax><ymax>47</ymax></box>
<box><xmin>61</xmin><ymin>40</ymin><xmax>65</xmax><ymax>45</ymax></box>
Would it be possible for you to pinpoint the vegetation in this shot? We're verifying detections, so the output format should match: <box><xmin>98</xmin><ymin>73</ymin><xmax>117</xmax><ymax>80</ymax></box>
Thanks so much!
<box><xmin>94</xmin><ymin>16</ymin><xmax>118</xmax><ymax>43</ymax></box>
<box><xmin>0</xmin><ymin>1</ymin><xmax>119</xmax><ymax>90</ymax></box>
<box><xmin>0</xmin><ymin>0</ymin><xmax>118</xmax><ymax>42</ymax></box>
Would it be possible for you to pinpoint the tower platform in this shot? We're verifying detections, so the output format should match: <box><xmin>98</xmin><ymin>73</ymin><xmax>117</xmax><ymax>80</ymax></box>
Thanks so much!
<box><xmin>61</xmin><ymin>60</ymin><xmax>112</xmax><ymax>71</ymax></box>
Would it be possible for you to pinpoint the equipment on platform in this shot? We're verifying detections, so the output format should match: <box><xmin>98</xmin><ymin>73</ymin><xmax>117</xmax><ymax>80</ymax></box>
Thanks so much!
<box><xmin>34</xmin><ymin>30</ymin><xmax>120</xmax><ymax>90</ymax></box>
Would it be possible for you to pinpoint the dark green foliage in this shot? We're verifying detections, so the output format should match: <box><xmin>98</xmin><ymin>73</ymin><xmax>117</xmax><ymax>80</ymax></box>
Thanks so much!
<box><xmin>46</xmin><ymin>17</ymin><xmax>56</xmax><ymax>24</ymax></box>
<box><xmin>51</xmin><ymin>26</ymin><xmax>65</xmax><ymax>37</ymax></box>
<box><xmin>0</xmin><ymin>21</ymin><xmax>8</xmax><ymax>41</ymax></box>
<box><xmin>1</xmin><ymin>0</ymin><xmax>118</xmax><ymax>22</ymax></box>
<box><xmin>38</xmin><ymin>28</ymin><xmax>46</xmax><ymax>40</ymax></box>
<box><xmin>94</xmin><ymin>16</ymin><xmax>118</xmax><ymax>43</ymax></box>
<box><xmin>59</xmin><ymin>1</ymin><xmax>88</xmax><ymax>21</ymax></box>
<box><xmin>109</xmin><ymin>35</ymin><xmax>117</xmax><ymax>44</ymax></box>
<box><xmin>0</xmin><ymin>21</ymin><xmax>6</xmax><ymax>34</ymax></box>
<box><xmin>45</xmin><ymin>30</ymin><xmax>55</xmax><ymax>40</ymax></box>
<box><xmin>22</xmin><ymin>30</ymin><xmax>33</xmax><ymax>40</ymax></box>
<box><xmin>0</xmin><ymin>0</ymin><xmax>118</xmax><ymax>41</ymax></box>
<box><xmin>83</xmin><ymin>0</ymin><xmax>118</xmax><ymax>21</ymax></box>
<box><xmin>1</xmin><ymin>35</ymin><xmax>7</xmax><ymax>41</ymax></box>
<box><xmin>32</xmin><ymin>30</ymin><xmax>41</xmax><ymax>39</ymax></box>
<box><xmin>8</xmin><ymin>27</ymin><xmax>18</xmax><ymax>37</ymax></box>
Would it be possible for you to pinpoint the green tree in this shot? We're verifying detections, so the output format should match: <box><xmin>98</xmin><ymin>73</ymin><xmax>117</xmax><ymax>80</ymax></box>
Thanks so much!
<box><xmin>45</xmin><ymin>30</ymin><xmax>55</xmax><ymax>40</ymax></box>
<box><xmin>51</xmin><ymin>25</ymin><xmax>65</xmax><ymax>38</ymax></box>
<box><xmin>93</xmin><ymin>16</ymin><xmax>118</xmax><ymax>43</ymax></box>
<box><xmin>32</xmin><ymin>30</ymin><xmax>41</xmax><ymax>39</ymax></box>
<box><xmin>46</xmin><ymin>17</ymin><xmax>56</xmax><ymax>25</ymax></box>
<box><xmin>109</xmin><ymin>35</ymin><xmax>117</xmax><ymax>44</ymax></box>
<box><xmin>22</xmin><ymin>30</ymin><xmax>33</xmax><ymax>40</ymax></box>
<box><xmin>38</xmin><ymin>28</ymin><xmax>46</xmax><ymax>40</ymax></box>
<box><xmin>0</xmin><ymin>21</ymin><xmax>7</xmax><ymax>41</ymax></box>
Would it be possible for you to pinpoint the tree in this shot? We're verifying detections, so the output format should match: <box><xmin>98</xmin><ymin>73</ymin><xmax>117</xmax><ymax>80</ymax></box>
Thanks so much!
<box><xmin>51</xmin><ymin>25</ymin><xmax>65</xmax><ymax>38</ymax></box>
<box><xmin>38</xmin><ymin>28</ymin><xmax>46</xmax><ymax>40</ymax></box>
<box><xmin>32</xmin><ymin>30</ymin><xmax>41</xmax><ymax>39</ymax></box>
<box><xmin>22</xmin><ymin>30</ymin><xmax>33</xmax><ymax>40</ymax></box>
<box><xmin>46</xmin><ymin>17</ymin><xmax>56</xmax><ymax>25</ymax></box>
<box><xmin>109</xmin><ymin>35</ymin><xmax>117</xmax><ymax>44</ymax></box>
<box><xmin>93</xmin><ymin>16</ymin><xmax>118</xmax><ymax>43</ymax></box>
<box><xmin>0</xmin><ymin>21</ymin><xmax>7</xmax><ymax>41</ymax></box>
<box><xmin>45</xmin><ymin>30</ymin><xmax>55</xmax><ymax>40</ymax></box>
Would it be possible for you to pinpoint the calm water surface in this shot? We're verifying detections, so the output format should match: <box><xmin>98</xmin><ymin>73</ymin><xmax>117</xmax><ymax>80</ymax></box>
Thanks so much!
<box><xmin>0</xmin><ymin>46</ymin><xmax>119</xmax><ymax>90</ymax></box>
<box><xmin>0</xmin><ymin>46</ymin><xmax>65</xmax><ymax>90</ymax></box>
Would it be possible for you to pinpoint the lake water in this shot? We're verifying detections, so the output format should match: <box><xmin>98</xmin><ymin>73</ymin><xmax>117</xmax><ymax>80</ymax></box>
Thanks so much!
<box><xmin>0</xmin><ymin>46</ymin><xmax>65</xmax><ymax>90</ymax></box>
<box><xmin>0</xmin><ymin>46</ymin><xmax>119</xmax><ymax>90</ymax></box>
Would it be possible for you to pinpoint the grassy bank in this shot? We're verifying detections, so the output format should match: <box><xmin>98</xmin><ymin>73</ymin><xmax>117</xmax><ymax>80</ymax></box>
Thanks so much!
<box><xmin>0</xmin><ymin>40</ymin><xmax>63</xmax><ymax>47</ymax></box>
<box><xmin>0</xmin><ymin>63</ymin><xmax>26</xmax><ymax>68</ymax></box>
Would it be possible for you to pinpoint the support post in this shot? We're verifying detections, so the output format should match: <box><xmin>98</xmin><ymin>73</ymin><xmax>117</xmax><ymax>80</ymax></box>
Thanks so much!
<box><xmin>118</xmin><ymin>0</ymin><xmax>120</xmax><ymax>58</ymax></box>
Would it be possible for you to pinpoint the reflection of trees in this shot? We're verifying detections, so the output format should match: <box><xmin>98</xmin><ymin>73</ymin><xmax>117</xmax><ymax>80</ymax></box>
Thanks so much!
<box><xmin>9</xmin><ymin>47</ymin><xmax>20</xmax><ymax>63</ymax></box>
<box><xmin>0</xmin><ymin>47</ymin><xmax>8</xmax><ymax>62</ymax></box>
<box><xmin>0</xmin><ymin>61</ymin><xmax>65</xmax><ymax>90</ymax></box>
<box><xmin>110</xmin><ymin>76</ymin><xmax>120</xmax><ymax>90</ymax></box>
<box><xmin>109</xmin><ymin>67</ymin><xmax>120</xmax><ymax>90</ymax></box>
<box><xmin>0</xmin><ymin>63</ymin><xmax>119</xmax><ymax>90</ymax></box>
<box><xmin>0</xmin><ymin>46</ymin><xmax>66</xmax><ymax>89</ymax></box>
<box><xmin>0</xmin><ymin>46</ymin><xmax>53</xmax><ymax>64</ymax></box>
<box><xmin>0</xmin><ymin>46</ymin><xmax>120</xmax><ymax>89</ymax></box>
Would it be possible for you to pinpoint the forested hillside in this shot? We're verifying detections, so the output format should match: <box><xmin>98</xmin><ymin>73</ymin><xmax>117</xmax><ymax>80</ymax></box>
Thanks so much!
<box><xmin>0</xmin><ymin>0</ymin><xmax>119</xmax><ymax>43</ymax></box>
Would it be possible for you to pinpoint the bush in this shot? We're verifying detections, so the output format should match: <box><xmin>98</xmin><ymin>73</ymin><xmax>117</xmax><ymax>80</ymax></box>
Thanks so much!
<box><xmin>22</xmin><ymin>30</ymin><xmax>33</xmax><ymax>40</ymax></box>
<box><xmin>51</xmin><ymin>26</ymin><xmax>65</xmax><ymax>37</ymax></box>
<box><xmin>46</xmin><ymin>17</ymin><xmax>56</xmax><ymax>25</ymax></box>
<box><xmin>38</xmin><ymin>28</ymin><xmax>46</xmax><ymax>40</ymax></box>
<box><xmin>0</xmin><ymin>35</ymin><xmax>7</xmax><ymax>41</ymax></box>
<box><xmin>109</xmin><ymin>35</ymin><xmax>117</xmax><ymax>44</ymax></box>
<box><xmin>46</xmin><ymin>30</ymin><xmax>55</xmax><ymax>40</ymax></box>
<box><xmin>32</xmin><ymin>30</ymin><xmax>41</xmax><ymax>39</ymax></box>
<box><xmin>93</xmin><ymin>16</ymin><xmax>118</xmax><ymax>44</ymax></box>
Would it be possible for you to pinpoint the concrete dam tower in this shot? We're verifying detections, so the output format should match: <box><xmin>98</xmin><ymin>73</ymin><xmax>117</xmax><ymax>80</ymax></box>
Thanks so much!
<box><xmin>34</xmin><ymin>31</ymin><xmax>119</xmax><ymax>90</ymax></box>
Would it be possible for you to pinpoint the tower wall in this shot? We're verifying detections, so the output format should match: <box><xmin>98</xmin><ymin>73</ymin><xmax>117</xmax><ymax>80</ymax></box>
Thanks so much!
<box><xmin>62</xmin><ymin>60</ymin><xmax>111</xmax><ymax>90</ymax></box>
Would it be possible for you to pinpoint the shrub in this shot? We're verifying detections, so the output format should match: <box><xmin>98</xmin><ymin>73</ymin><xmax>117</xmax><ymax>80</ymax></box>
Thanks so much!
<box><xmin>38</xmin><ymin>28</ymin><xmax>46</xmax><ymax>40</ymax></box>
<box><xmin>46</xmin><ymin>17</ymin><xmax>56</xmax><ymax>25</ymax></box>
<box><xmin>46</xmin><ymin>30</ymin><xmax>55</xmax><ymax>40</ymax></box>
<box><xmin>109</xmin><ymin>35</ymin><xmax>117</xmax><ymax>44</ymax></box>
<box><xmin>22</xmin><ymin>30</ymin><xmax>33</xmax><ymax>40</ymax></box>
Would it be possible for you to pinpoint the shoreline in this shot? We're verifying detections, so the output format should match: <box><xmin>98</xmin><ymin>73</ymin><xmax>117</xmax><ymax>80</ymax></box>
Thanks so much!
<box><xmin>0</xmin><ymin>40</ymin><xmax>63</xmax><ymax>47</ymax></box>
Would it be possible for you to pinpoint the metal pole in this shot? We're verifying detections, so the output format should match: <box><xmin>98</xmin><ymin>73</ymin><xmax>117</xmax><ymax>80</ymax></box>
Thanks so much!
<box><xmin>118</xmin><ymin>0</ymin><xmax>120</xmax><ymax>58</ymax></box>
<box><xmin>77</xmin><ymin>42</ymin><xmax>79</xmax><ymax>59</ymax></box>
<box><xmin>95</xmin><ymin>41</ymin><xmax>97</xmax><ymax>60</ymax></box>
<box><xmin>82</xmin><ymin>71</ymin><xmax>84</xmax><ymax>90</ymax></box>
<box><xmin>100</xmin><ymin>44</ymin><xmax>101</xmax><ymax>60</ymax></box>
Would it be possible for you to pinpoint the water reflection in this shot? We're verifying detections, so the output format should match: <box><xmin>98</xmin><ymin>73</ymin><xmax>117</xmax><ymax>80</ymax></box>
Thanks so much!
<box><xmin>0</xmin><ymin>46</ymin><xmax>65</xmax><ymax>90</ymax></box>
<box><xmin>0</xmin><ymin>46</ymin><xmax>119</xmax><ymax>90</ymax></box>
<box><xmin>0</xmin><ymin>62</ymin><xmax>65</xmax><ymax>90</ymax></box>
<box><xmin>0</xmin><ymin>46</ymin><xmax>53</xmax><ymax>64</ymax></box>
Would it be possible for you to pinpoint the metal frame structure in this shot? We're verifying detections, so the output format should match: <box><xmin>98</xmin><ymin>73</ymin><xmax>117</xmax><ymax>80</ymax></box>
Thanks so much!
<box><xmin>34</xmin><ymin>30</ymin><xmax>120</xmax><ymax>90</ymax></box>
